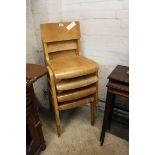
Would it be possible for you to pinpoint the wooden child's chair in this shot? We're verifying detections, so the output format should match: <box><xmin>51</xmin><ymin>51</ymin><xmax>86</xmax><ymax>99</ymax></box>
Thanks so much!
<box><xmin>40</xmin><ymin>21</ymin><xmax>99</xmax><ymax>137</ymax></box>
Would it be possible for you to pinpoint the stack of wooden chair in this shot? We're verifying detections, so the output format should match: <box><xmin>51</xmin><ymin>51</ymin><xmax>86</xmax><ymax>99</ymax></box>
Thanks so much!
<box><xmin>40</xmin><ymin>21</ymin><xmax>99</xmax><ymax>137</ymax></box>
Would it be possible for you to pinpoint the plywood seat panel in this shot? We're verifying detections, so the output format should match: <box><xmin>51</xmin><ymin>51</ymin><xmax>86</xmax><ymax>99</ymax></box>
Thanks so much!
<box><xmin>56</xmin><ymin>74</ymin><xmax>98</xmax><ymax>91</ymax></box>
<box><xmin>57</xmin><ymin>86</ymin><xmax>96</xmax><ymax>102</ymax></box>
<box><xmin>58</xmin><ymin>96</ymin><xmax>94</xmax><ymax>111</ymax></box>
<box><xmin>50</xmin><ymin>55</ymin><xmax>99</xmax><ymax>80</ymax></box>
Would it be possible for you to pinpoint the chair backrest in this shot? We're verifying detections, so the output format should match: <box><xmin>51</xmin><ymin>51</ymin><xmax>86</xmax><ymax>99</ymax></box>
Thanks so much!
<box><xmin>40</xmin><ymin>21</ymin><xmax>81</xmax><ymax>61</ymax></box>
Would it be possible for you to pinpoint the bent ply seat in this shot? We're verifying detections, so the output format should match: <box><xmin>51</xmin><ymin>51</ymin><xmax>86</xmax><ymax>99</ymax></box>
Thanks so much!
<box><xmin>58</xmin><ymin>96</ymin><xmax>94</xmax><ymax>111</ymax></box>
<box><xmin>49</xmin><ymin>55</ymin><xmax>99</xmax><ymax>80</ymax></box>
<box><xmin>57</xmin><ymin>86</ymin><xmax>96</xmax><ymax>102</ymax></box>
<box><xmin>56</xmin><ymin>74</ymin><xmax>98</xmax><ymax>91</ymax></box>
<box><xmin>40</xmin><ymin>21</ymin><xmax>99</xmax><ymax>137</ymax></box>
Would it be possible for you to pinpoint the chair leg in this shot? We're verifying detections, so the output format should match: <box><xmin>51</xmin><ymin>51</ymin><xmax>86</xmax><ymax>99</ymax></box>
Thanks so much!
<box><xmin>90</xmin><ymin>102</ymin><xmax>94</xmax><ymax>126</ymax></box>
<box><xmin>95</xmin><ymin>71</ymin><xmax>99</xmax><ymax>107</ymax></box>
<box><xmin>90</xmin><ymin>93</ymin><xmax>98</xmax><ymax>126</ymax></box>
<box><xmin>94</xmin><ymin>74</ymin><xmax>99</xmax><ymax>121</ymax></box>
<box><xmin>48</xmin><ymin>87</ymin><xmax>61</xmax><ymax>137</ymax></box>
<box><xmin>47</xmin><ymin>67</ymin><xmax>61</xmax><ymax>137</ymax></box>
<box><xmin>94</xmin><ymin>91</ymin><xmax>98</xmax><ymax>124</ymax></box>
<box><xmin>54</xmin><ymin>108</ymin><xmax>61</xmax><ymax>137</ymax></box>
<box><xmin>95</xmin><ymin>92</ymin><xmax>98</xmax><ymax>111</ymax></box>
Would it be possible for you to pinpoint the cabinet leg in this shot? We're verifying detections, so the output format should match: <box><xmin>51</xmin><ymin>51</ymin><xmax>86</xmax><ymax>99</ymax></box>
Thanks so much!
<box><xmin>41</xmin><ymin>142</ymin><xmax>46</xmax><ymax>151</ymax></box>
<box><xmin>107</xmin><ymin>94</ymin><xmax>115</xmax><ymax>131</ymax></box>
<box><xmin>100</xmin><ymin>91</ymin><xmax>114</xmax><ymax>145</ymax></box>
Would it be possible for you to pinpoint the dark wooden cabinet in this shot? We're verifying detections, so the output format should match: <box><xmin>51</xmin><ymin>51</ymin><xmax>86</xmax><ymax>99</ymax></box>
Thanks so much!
<box><xmin>100</xmin><ymin>65</ymin><xmax>129</xmax><ymax>146</ymax></box>
<box><xmin>26</xmin><ymin>64</ymin><xmax>47</xmax><ymax>155</ymax></box>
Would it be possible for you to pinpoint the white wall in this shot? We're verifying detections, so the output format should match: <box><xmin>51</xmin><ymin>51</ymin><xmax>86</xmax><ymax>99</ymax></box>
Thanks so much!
<box><xmin>26</xmin><ymin>0</ymin><xmax>38</xmax><ymax>63</ymax></box>
<box><xmin>30</xmin><ymin>0</ymin><xmax>62</xmax><ymax>51</ymax></box>
<box><xmin>26</xmin><ymin>0</ymin><xmax>62</xmax><ymax>108</ymax></box>
<box><xmin>61</xmin><ymin>0</ymin><xmax>129</xmax><ymax>101</ymax></box>
<box><xmin>27</xmin><ymin>0</ymin><xmax>129</xmax><ymax>107</ymax></box>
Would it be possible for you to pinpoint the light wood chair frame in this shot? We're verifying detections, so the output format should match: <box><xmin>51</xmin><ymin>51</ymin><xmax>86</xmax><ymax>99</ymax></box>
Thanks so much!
<box><xmin>40</xmin><ymin>21</ymin><xmax>99</xmax><ymax>137</ymax></box>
